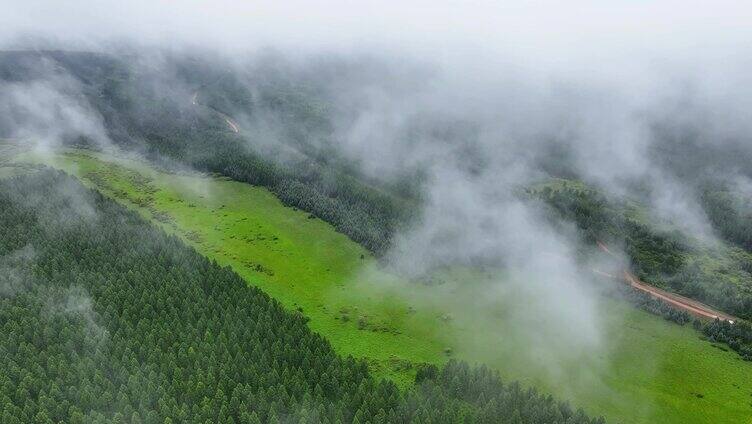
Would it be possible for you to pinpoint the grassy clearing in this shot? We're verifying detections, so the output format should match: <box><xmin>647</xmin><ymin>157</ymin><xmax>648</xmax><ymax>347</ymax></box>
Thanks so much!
<box><xmin>19</xmin><ymin>149</ymin><xmax>752</xmax><ymax>424</ymax></box>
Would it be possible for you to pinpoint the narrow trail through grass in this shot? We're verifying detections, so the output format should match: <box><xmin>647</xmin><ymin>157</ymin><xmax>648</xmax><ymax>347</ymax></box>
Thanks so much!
<box><xmin>12</xmin><ymin>147</ymin><xmax>752</xmax><ymax>424</ymax></box>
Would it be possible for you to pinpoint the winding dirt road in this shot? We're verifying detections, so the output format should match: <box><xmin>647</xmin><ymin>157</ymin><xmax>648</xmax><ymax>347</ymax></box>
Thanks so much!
<box><xmin>191</xmin><ymin>91</ymin><xmax>240</xmax><ymax>133</ymax></box>
<box><xmin>623</xmin><ymin>271</ymin><xmax>735</xmax><ymax>322</ymax></box>
<box><xmin>596</xmin><ymin>241</ymin><xmax>736</xmax><ymax>323</ymax></box>
<box><xmin>223</xmin><ymin>117</ymin><xmax>239</xmax><ymax>133</ymax></box>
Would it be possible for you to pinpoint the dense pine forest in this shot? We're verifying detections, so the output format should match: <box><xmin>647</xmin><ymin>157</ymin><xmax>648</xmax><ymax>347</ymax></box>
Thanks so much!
<box><xmin>0</xmin><ymin>170</ymin><xmax>604</xmax><ymax>424</ymax></box>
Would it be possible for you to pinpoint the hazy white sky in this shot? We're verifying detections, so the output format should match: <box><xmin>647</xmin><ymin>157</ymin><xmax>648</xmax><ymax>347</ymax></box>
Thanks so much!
<box><xmin>3</xmin><ymin>0</ymin><xmax>751</xmax><ymax>65</ymax></box>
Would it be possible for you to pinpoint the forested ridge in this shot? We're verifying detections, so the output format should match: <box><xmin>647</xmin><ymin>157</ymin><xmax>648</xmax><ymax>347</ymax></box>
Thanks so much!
<box><xmin>0</xmin><ymin>170</ymin><xmax>604</xmax><ymax>424</ymax></box>
<box><xmin>6</xmin><ymin>50</ymin><xmax>752</xmax><ymax>265</ymax></box>
<box><xmin>0</xmin><ymin>50</ymin><xmax>414</xmax><ymax>256</ymax></box>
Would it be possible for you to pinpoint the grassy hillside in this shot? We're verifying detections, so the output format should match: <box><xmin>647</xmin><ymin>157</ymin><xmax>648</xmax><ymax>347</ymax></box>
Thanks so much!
<box><xmin>1</xmin><ymin>170</ymin><xmax>602</xmax><ymax>424</ymax></box>
<box><xmin>8</xmin><ymin>149</ymin><xmax>752</xmax><ymax>424</ymax></box>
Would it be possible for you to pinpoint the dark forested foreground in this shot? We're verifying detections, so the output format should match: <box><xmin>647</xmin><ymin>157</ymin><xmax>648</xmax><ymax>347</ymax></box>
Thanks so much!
<box><xmin>0</xmin><ymin>170</ymin><xmax>604</xmax><ymax>424</ymax></box>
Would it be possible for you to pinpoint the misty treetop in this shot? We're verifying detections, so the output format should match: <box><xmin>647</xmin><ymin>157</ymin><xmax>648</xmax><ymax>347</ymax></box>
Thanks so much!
<box><xmin>5</xmin><ymin>50</ymin><xmax>752</xmax><ymax>327</ymax></box>
<box><xmin>0</xmin><ymin>170</ymin><xmax>605</xmax><ymax>424</ymax></box>
<box><xmin>0</xmin><ymin>50</ymin><xmax>416</xmax><ymax>256</ymax></box>
<box><xmin>4</xmin><ymin>49</ymin><xmax>752</xmax><ymax>267</ymax></box>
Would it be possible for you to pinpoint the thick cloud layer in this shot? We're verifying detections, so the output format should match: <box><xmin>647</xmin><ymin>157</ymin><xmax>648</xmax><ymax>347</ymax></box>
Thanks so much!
<box><xmin>3</xmin><ymin>1</ymin><xmax>751</xmax><ymax>62</ymax></box>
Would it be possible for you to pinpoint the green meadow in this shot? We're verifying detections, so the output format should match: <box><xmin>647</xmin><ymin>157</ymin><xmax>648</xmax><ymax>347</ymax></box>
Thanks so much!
<box><xmin>9</xmin><ymin>148</ymin><xmax>752</xmax><ymax>424</ymax></box>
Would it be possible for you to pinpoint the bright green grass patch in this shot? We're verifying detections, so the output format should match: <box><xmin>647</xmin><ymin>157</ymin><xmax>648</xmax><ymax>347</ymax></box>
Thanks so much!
<box><xmin>21</xmin><ymin>149</ymin><xmax>752</xmax><ymax>424</ymax></box>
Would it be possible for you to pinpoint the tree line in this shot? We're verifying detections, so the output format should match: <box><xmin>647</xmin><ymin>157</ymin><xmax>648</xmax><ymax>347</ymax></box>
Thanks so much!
<box><xmin>617</xmin><ymin>285</ymin><xmax>752</xmax><ymax>361</ymax></box>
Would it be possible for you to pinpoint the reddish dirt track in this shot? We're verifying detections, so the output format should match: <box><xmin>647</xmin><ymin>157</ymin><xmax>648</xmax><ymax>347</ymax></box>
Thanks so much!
<box><xmin>596</xmin><ymin>240</ymin><xmax>614</xmax><ymax>256</ymax></box>
<box><xmin>623</xmin><ymin>271</ymin><xmax>736</xmax><ymax>322</ymax></box>
<box><xmin>596</xmin><ymin>241</ymin><xmax>736</xmax><ymax>323</ymax></box>
<box><xmin>223</xmin><ymin>117</ymin><xmax>240</xmax><ymax>133</ymax></box>
<box><xmin>191</xmin><ymin>91</ymin><xmax>240</xmax><ymax>133</ymax></box>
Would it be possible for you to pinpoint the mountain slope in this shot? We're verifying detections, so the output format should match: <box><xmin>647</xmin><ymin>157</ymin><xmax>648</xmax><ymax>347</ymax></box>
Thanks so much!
<box><xmin>13</xmin><ymin>150</ymin><xmax>752</xmax><ymax>424</ymax></box>
<box><xmin>0</xmin><ymin>169</ymin><xmax>605</xmax><ymax>424</ymax></box>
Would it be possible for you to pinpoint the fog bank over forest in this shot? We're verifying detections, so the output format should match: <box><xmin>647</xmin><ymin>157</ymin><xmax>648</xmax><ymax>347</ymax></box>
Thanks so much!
<box><xmin>3</xmin><ymin>0</ymin><xmax>752</xmax><ymax>392</ymax></box>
